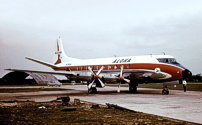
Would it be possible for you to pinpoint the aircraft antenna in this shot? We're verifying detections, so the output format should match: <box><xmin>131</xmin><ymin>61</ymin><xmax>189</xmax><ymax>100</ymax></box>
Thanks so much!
<box><xmin>162</xmin><ymin>52</ymin><xmax>165</xmax><ymax>55</ymax></box>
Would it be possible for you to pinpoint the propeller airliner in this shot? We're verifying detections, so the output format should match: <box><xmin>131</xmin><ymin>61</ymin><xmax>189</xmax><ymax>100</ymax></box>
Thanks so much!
<box><xmin>6</xmin><ymin>38</ymin><xmax>192</xmax><ymax>94</ymax></box>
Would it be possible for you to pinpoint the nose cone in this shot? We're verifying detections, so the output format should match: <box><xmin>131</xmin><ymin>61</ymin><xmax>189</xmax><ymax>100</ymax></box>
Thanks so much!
<box><xmin>182</xmin><ymin>69</ymin><xmax>192</xmax><ymax>79</ymax></box>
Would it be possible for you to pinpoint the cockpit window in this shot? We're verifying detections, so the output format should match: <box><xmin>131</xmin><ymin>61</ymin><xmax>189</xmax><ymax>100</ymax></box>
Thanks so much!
<box><xmin>157</xmin><ymin>58</ymin><xmax>179</xmax><ymax>64</ymax></box>
<box><xmin>169</xmin><ymin>58</ymin><xmax>178</xmax><ymax>64</ymax></box>
<box><xmin>157</xmin><ymin>58</ymin><xmax>168</xmax><ymax>63</ymax></box>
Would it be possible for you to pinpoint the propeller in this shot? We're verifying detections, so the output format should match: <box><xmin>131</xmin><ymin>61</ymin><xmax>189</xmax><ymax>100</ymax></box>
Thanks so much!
<box><xmin>87</xmin><ymin>66</ymin><xmax>105</xmax><ymax>89</ymax></box>
<box><xmin>117</xmin><ymin>65</ymin><xmax>130</xmax><ymax>93</ymax></box>
<box><xmin>182</xmin><ymin>80</ymin><xmax>187</xmax><ymax>92</ymax></box>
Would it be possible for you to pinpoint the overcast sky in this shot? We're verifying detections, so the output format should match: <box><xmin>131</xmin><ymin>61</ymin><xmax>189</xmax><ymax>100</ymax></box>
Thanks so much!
<box><xmin>0</xmin><ymin>0</ymin><xmax>202</xmax><ymax>77</ymax></box>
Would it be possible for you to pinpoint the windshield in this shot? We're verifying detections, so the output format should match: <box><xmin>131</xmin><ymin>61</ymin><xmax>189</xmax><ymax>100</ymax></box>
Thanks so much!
<box><xmin>157</xmin><ymin>58</ymin><xmax>179</xmax><ymax>64</ymax></box>
<box><xmin>169</xmin><ymin>58</ymin><xmax>178</xmax><ymax>64</ymax></box>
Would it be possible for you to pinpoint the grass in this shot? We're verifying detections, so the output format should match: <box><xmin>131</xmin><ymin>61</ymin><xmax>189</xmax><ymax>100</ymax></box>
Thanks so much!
<box><xmin>0</xmin><ymin>84</ymin><xmax>49</xmax><ymax>87</ymax></box>
<box><xmin>0</xmin><ymin>83</ymin><xmax>84</xmax><ymax>87</ymax></box>
<box><xmin>106</xmin><ymin>82</ymin><xmax>202</xmax><ymax>92</ymax></box>
<box><xmin>138</xmin><ymin>84</ymin><xmax>202</xmax><ymax>91</ymax></box>
<box><xmin>0</xmin><ymin>88</ymin><xmax>72</xmax><ymax>93</ymax></box>
<box><xmin>0</xmin><ymin>101</ymin><xmax>197</xmax><ymax>125</ymax></box>
<box><xmin>1</xmin><ymin>82</ymin><xmax>201</xmax><ymax>92</ymax></box>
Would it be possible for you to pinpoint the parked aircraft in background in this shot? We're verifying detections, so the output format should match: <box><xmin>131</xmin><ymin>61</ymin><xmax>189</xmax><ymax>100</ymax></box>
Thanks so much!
<box><xmin>6</xmin><ymin>37</ymin><xmax>192</xmax><ymax>94</ymax></box>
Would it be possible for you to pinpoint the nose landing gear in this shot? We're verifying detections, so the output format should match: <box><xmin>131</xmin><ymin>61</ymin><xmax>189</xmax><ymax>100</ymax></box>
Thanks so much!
<box><xmin>162</xmin><ymin>86</ymin><xmax>169</xmax><ymax>95</ymax></box>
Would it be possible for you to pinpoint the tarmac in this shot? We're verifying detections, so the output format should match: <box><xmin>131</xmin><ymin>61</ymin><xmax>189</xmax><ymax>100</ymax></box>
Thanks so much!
<box><xmin>0</xmin><ymin>85</ymin><xmax>201</xmax><ymax>124</ymax></box>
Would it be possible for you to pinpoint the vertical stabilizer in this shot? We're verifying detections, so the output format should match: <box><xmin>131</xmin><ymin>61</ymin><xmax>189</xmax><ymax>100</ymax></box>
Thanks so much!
<box><xmin>53</xmin><ymin>37</ymin><xmax>79</xmax><ymax>65</ymax></box>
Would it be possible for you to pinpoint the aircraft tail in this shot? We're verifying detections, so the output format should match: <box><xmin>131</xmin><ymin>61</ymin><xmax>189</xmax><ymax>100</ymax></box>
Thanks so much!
<box><xmin>53</xmin><ymin>37</ymin><xmax>80</xmax><ymax>65</ymax></box>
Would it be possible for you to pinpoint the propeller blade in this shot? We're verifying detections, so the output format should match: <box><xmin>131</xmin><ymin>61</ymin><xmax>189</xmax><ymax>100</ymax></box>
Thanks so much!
<box><xmin>97</xmin><ymin>66</ymin><xmax>104</xmax><ymax>75</ymax></box>
<box><xmin>98</xmin><ymin>78</ymin><xmax>105</xmax><ymax>88</ymax></box>
<box><xmin>117</xmin><ymin>82</ymin><xmax>121</xmax><ymax>93</ymax></box>
<box><xmin>124</xmin><ymin>78</ymin><xmax>130</xmax><ymax>83</ymax></box>
<box><xmin>88</xmin><ymin>66</ymin><xmax>105</xmax><ymax>89</ymax></box>
<box><xmin>87</xmin><ymin>79</ymin><xmax>95</xmax><ymax>89</ymax></box>
<box><xmin>88</xmin><ymin>66</ymin><xmax>95</xmax><ymax>75</ymax></box>
<box><xmin>120</xmin><ymin>65</ymin><xmax>123</xmax><ymax>77</ymax></box>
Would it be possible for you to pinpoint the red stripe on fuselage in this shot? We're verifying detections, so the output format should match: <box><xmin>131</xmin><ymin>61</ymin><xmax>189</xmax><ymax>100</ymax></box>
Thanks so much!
<box><xmin>53</xmin><ymin>63</ymin><xmax>183</xmax><ymax>80</ymax></box>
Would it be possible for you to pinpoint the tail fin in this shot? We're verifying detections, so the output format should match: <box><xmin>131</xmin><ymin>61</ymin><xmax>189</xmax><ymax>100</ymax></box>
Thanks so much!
<box><xmin>53</xmin><ymin>37</ymin><xmax>80</xmax><ymax>65</ymax></box>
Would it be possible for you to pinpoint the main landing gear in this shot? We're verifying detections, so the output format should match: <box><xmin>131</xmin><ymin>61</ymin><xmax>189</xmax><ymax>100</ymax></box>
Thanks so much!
<box><xmin>129</xmin><ymin>84</ymin><xmax>137</xmax><ymax>93</ymax></box>
<box><xmin>88</xmin><ymin>87</ymin><xmax>97</xmax><ymax>94</ymax></box>
<box><xmin>162</xmin><ymin>86</ymin><xmax>169</xmax><ymax>95</ymax></box>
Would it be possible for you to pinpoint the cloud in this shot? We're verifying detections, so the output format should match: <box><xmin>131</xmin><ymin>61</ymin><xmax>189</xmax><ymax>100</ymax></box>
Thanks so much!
<box><xmin>1</xmin><ymin>0</ymin><xmax>202</xmax><ymax>77</ymax></box>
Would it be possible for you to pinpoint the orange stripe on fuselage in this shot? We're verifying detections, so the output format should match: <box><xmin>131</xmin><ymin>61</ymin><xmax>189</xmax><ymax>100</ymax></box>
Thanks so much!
<box><xmin>53</xmin><ymin>63</ymin><xmax>184</xmax><ymax>80</ymax></box>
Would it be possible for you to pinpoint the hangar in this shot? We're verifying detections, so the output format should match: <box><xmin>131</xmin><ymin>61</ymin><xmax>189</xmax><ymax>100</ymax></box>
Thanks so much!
<box><xmin>1</xmin><ymin>71</ymin><xmax>59</xmax><ymax>85</ymax></box>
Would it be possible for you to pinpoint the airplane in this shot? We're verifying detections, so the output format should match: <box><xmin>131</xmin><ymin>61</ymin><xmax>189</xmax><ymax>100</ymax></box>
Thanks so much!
<box><xmin>6</xmin><ymin>37</ymin><xmax>192</xmax><ymax>94</ymax></box>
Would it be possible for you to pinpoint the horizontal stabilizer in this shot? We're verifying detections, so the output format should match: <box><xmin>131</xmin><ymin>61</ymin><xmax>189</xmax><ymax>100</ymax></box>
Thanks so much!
<box><xmin>26</xmin><ymin>57</ymin><xmax>57</xmax><ymax>68</ymax></box>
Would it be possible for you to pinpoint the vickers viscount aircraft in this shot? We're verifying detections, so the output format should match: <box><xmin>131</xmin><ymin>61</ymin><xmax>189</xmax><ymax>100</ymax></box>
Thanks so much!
<box><xmin>7</xmin><ymin>38</ymin><xmax>192</xmax><ymax>94</ymax></box>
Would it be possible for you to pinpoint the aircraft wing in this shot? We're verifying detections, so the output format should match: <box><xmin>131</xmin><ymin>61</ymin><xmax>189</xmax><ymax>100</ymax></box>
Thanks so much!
<box><xmin>126</xmin><ymin>69</ymin><xmax>172</xmax><ymax>81</ymax></box>
<box><xmin>107</xmin><ymin>69</ymin><xmax>171</xmax><ymax>80</ymax></box>
<box><xmin>5</xmin><ymin>69</ymin><xmax>76</xmax><ymax>76</ymax></box>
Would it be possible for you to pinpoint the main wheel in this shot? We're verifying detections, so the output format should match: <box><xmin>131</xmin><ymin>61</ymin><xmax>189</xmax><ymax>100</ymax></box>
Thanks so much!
<box><xmin>129</xmin><ymin>86</ymin><xmax>137</xmax><ymax>93</ymax></box>
<box><xmin>129</xmin><ymin>86</ymin><xmax>133</xmax><ymax>92</ymax></box>
<box><xmin>88</xmin><ymin>88</ymin><xmax>93</xmax><ymax>94</ymax></box>
<box><xmin>92</xmin><ymin>87</ymin><xmax>97</xmax><ymax>93</ymax></box>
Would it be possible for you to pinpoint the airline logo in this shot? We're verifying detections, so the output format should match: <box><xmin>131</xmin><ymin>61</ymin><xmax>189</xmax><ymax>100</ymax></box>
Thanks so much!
<box><xmin>112</xmin><ymin>58</ymin><xmax>131</xmax><ymax>63</ymax></box>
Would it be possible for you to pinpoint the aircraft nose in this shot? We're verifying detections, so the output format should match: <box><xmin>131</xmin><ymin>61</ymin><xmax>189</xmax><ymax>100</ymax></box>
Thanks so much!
<box><xmin>182</xmin><ymin>69</ymin><xmax>192</xmax><ymax>79</ymax></box>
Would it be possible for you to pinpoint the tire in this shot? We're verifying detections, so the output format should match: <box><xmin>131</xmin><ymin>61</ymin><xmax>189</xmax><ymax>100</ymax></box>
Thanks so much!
<box><xmin>162</xmin><ymin>90</ymin><xmax>169</xmax><ymax>95</ymax></box>
<box><xmin>129</xmin><ymin>86</ymin><xmax>137</xmax><ymax>93</ymax></box>
<box><xmin>129</xmin><ymin>86</ymin><xmax>133</xmax><ymax>92</ymax></box>
<box><xmin>134</xmin><ymin>86</ymin><xmax>137</xmax><ymax>92</ymax></box>
<box><xmin>92</xmin><ymin>87</ymin><xmax>97</xmax><ymax>93</ymax></box>
<box><xmin>88</xmin><ymin>88</ymin><xmax>93</xmax><ymax>94</ymax></box>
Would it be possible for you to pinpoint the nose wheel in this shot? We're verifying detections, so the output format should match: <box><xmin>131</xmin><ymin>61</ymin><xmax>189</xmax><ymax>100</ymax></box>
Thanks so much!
<box><xmin>162</xmin><ymin>86</ymin><xmax>169</xmax><ymax>95</ymax></box>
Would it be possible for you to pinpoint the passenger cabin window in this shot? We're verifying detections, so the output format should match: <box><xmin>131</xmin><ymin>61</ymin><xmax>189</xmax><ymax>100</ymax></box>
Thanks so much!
<box><xmin>108</xmin><ymin>65</ymin><xmax>111</xmax><ymax>70</ymax></box>
<box><xmin>128</xmin><ymin>64</ymin><xmax>131</xmax><ymax>69</ymax></box>
<box><xmin>114</xmin><ymin>65</ymin><xmax>117</xmax><ymax>70</ymax></box>
<box><xmin>121</xmin><ymin>65</ymin><xmax>124</xmax><ymax>68</ymax></box>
